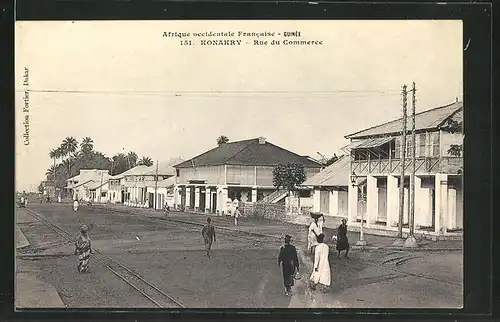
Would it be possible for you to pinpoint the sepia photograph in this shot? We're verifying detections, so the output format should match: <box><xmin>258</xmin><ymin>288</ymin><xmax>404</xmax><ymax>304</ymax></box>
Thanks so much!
<box><xmin>15</xmin><ymin>20</ymin><xmax>463</xmax><ymax>309</ymax></box>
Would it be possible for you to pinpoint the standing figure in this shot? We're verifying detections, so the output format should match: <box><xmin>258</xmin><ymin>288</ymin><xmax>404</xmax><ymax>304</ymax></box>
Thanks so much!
<box><xmin>309</xmin><ymin>234</ymin><xmax>331</xmax><ymax>292</ymax></box>
<box><xmin>234</xmin><ymin>206</ymin><xmax>241</xmax><ymax>226</ymax></box>
<box><xmin>73</xmin><ymin>199</ymin><xmax>79</xmax><ymax>212</ymax></box>
<box><xmin>307</xmin><ymin>216</ymin><xmax>323</xmax><ymax>255</ymax></box>
<box><xmin>201</xmin><ymin>217</ymin><xmax>216</xmax><ymax>258</ymax></box>
<box><xmin>277</xmin><ymin>234</ymin><xmax>300</xmax><ymax>296</ymax></box>
<box><xmin>58</xmin><ymin>195</ymin><xmax>62</xmax><ymax>203</ymax></box>
<box><xmin>74</xmin><ymin>224</ymin><xmax>92</xmax><ymax>273</ymax></box>
<box><xmin>336</xmin><ymin>219</ymin><xmax>350</xmax><ymax>258</ymax></box>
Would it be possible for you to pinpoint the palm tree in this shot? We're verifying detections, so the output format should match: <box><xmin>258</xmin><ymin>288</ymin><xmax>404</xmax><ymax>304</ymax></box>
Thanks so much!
<box><xmin>137</xmin><ymin>156</ymin><xmax>153</xmax><ymax>166</ymax></box>
<box><xmin>45</xmin><ymin>165</ymin><xmax>57</xmax><ymax>180</ymax></box>
<box><xmin>217</xmin><ymin>135</ymin><xmax>229</xmax><ymax>146</ymax></box>
<box><xmin>80</xmin><ymin>137</ymin><xmax>94</xmax><ymax>155</ymax></box>
<box><xmin>127</xmin><ymin>151</ymin><xmax>138</xmax><ymax>168</ymax></box>
<box><xmin>61</xmin><ymin>137</ymin><xmax>79</xmax><ymax>160</ymax></box>
<box><xmin>60</xmin><ymin>137</ymin><xmax>78</xmax><ymax>175</ymax></box>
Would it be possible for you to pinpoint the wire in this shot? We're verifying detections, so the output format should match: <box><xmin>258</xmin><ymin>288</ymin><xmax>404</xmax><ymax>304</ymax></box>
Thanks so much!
<box><xmin>16</xmin><ymin>88</ymin><xmax>402</xmax><ymax>99</ymax></box>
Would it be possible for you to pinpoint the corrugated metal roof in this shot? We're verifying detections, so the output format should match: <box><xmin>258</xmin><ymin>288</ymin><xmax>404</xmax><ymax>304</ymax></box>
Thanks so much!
<box><xmin>356</xmin><ymin>137</ymin><xmax>395</xmax><ymax>149</ymax></box>
<box><xmin>175</xmin><ymin>138</ymin><xmax>323</xmax><ymax>168</ymax></box>
<box><xmin>345</xmin><ymin>101</ymin><xmax>463</xmax><ymax>139</ymax></box>
<box><xmin>302</xmin><ymin>155</ymin><xmax>350</xmax><ymax>187</ymax></box>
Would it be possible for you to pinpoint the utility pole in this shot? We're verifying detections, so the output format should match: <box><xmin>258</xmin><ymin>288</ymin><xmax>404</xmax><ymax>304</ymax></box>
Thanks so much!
<box><xmin>53</xmin><ymin>157</ymin><xmax>56</xmax><ymax>199</ymax></box>
<box><xmin>154</xmin><ymin>161</ymin><xmax>158</xmax><ymax>210</ymax></box>
<box><xmin>99</xmin><ymin>172</ymin><xmax>103</xmax><ymax>203</ymax></box>
<box><xmin>405</xmin><ymin>82</ymin><xmax>418</xmax><ymax>247</ymax></box>
<box><xmin>394</xmin><ymin>84</ymin><xmax>407</xmax><ymax>246</ymax></box>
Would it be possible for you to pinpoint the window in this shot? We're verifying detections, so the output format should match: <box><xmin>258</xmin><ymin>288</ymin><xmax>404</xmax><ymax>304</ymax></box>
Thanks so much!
<box><xmin>418</xmin><ymin>133</ymin><xmax>426</xmax><ymax>157</ymax></box>
<box><xmin>101</xmin><ymin>192</ymin><xmax>107</xmax><ymax>197</ymax></box>
<box><xmin>430</xmin><ymin>132</ymin><xmax>440</xmax><ymax>156</ymax></box>
<box><xmin>394</xmin><ymin>137</ymin><xmax>401</xmax><ymax>158</ymax></box>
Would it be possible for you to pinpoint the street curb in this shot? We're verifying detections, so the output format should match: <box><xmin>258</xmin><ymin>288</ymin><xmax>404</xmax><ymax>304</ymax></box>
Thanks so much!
<box><xmin>95</xmin><ymin>205</ymin><xmax>462</xmax><ymax>253</ymax></box>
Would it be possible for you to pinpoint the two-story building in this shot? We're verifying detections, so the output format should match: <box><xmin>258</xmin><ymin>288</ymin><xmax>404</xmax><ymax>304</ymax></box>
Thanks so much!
<box><xmin>66</xmin><ymin>169</ymin><xmax>110</xmax><ymax>201</ymax></box>
<box><xmin>173</xmin><ymin>137</ymin><xmax>323</xmax><ymax>215</ymax></box>
<box><xmin>343</xmin><ymin>101</ymin><xmax>463</xmax><ymax>235</ymax></box>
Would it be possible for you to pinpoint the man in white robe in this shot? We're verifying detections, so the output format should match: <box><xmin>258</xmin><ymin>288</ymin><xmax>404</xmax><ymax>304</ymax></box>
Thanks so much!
<box><xmin>309</xmin><ymin>234</ymin><xmax>331</xmax><ymax>292</ymax></box>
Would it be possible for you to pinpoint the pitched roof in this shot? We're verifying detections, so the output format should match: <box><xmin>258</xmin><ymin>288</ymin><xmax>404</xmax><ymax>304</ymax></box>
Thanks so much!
<box><xmin>113</xmin><ymin>165</ymin><xmax>152</xmax><ymax>178</ymax></box>
<box><xmin>86</xmin><ymin>180</ymin><xmax>108</xmax><ymax>190</ymax></box>
<box><xmin>175</xmin><ymin>138</ymin><xmax>323</xmax><ymax>168</ymax></box>
<box><xmin>345</xmin><ymin>101</ymin><xmax>463</xmax><ymax>139</ymax></box>
<box><xmin>157</xmin><ymin>176</ymin><xmax>176</xmax><ymax>188</ymax></box>
<box><xmin>145</xmin><ymin>158</ymin><xmax>185</xmax><ymax>176</ymax></box>
<box><xmin>302</xmin><ymin>155</ymin><xmax>350</xmax><ymax>187</ymax></box>
<box><xmin>67</xmin><ymin>175</ymin><xmax>80</xmax><ymax>182</ymax></box>
<box><xmin>72</xmin><ymin>179</ymin><xmax>93</xmax><ymax>189</ymax></box>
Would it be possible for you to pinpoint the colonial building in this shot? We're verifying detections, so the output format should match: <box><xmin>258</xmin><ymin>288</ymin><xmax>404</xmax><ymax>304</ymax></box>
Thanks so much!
<box><xmin>343</xmin><ymin>101</ymin><xmax>463</xmax><ymax>235</ymax></box>
<box><xmin>120</xmin><ymin>159</ymin><xmax>182</xmax><ymax>208</ymax></box>
<box><xmin>173</xmin><ymin>137</ymin><xmax>323</xmax><ymax>215</ymax></box>
<box><xmin>302</xmin><ymin>155</ymin><xmax>350</xmax><ymax>217</ymax></box>
<box><xmin>66</xmin><ymin>169</ymin><xmax>110</xmax><ymax>201</ymax></box>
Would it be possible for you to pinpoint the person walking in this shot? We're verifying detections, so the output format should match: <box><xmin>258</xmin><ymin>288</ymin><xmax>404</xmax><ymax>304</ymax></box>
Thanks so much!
<box><xmin>307</xmin><ymin>215</ymin><xmax>323</xmax><ymax>255</ymax></box>
<box><xmin>74</xmin><ymin>224</ymin><xmax>92</xmax><ymax>273</ymax></box>
<box><xmin>234</xmin><ymin>206</ymin><xmax>241</xmax><ymax>226</ymax></box>
<box><xmin>201</xmin><ymin>217</ymin><xmax>216</xmax><ymax>258</ymax></box>
<box><xmin>277</xmin><ymin>234</ymin><xmax>300</xmax><ymax>296</ymax></box>
<box><xmin>73</xmin><ymin>199</ymin><xmax>79</xmax><ymax>212</ymax></box>
<box><xmin>336</xmin><ymin>219</ymin><xmax>350</xmax><ymax>258</ymax></box>
<box><xmin>309</xmin><ymin>234</ymin><xmax>331</xmax><ymax>292</ymax></box>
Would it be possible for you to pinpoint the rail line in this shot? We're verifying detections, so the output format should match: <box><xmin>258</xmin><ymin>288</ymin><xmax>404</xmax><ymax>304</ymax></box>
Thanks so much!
<box><xmin>22</xmin><ymin>208</ymin><xmax>185</xmax><ymax>308</ymax></box>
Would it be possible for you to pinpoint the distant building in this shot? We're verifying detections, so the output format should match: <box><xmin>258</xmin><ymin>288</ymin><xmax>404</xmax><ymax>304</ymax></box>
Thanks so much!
<box><xmin>302</xmin><ymin>155</ymin><xmax>350</xmax><ymax>217</ymax></box>
<box><xmin>173</xmin><ymin>137</ymin><xmax>323</xmax><ymax>215</ymax></box>
<box><xmin>66</xmin><ymin>169</ymin><xmax>110</xmax><ymax>201</ymax></box>
<box><xmin>343</xmin><ymin>101</ymin><xmax>463</xmax><ymax>235</ymax></box>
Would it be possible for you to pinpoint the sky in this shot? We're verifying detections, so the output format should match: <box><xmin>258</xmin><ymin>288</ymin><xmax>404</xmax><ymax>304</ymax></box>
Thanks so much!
<box><xmin>15</xmin><ymin>20</ymin><xmax>463</xmax><ymax>192</ymax></box>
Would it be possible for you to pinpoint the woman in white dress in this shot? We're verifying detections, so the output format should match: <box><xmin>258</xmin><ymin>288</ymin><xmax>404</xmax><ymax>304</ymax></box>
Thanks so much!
<box><xmin>309</xmin><ymin>233</ymin><xmax>331</xmax><ymax>292</ymax></box>
<box><xmin>307</xmin><ymin>216</ymin><xmax>323</xmax><ymax>255</ymax></box>
<box><xmin>73</xmin><ymin>199</ymin><xmax>79</xmax><ymax>212</ymax></box>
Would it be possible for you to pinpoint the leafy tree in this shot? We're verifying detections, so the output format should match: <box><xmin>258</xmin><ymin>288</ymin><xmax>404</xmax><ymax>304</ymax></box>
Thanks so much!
<box><xmin>137</xmin><ymin>156</ymin><xmax>154</xmax><ymax>166</ymax></box>
<box><xmin>217</xmin><ymin>135</ymin><xmax>229</xmax><ymax>146</ymax></box>
<box><xmin>61</xmin><ymin>137</ymin><xmax>79</xmax><ymax>159</ymax></box>
<box><xmin>272</xmin><ymin>163</ymin><xmax>307</xmax><ymax>193</ymax></box>
<box><xmin>37</xmin><ymin>182</ymin><xmax>44</xmax><ymax>194</ymax></box>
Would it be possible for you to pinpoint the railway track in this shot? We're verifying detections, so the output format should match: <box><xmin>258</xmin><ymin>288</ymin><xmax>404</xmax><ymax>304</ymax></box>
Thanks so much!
<box><xmin>22</xmin><ymin>208</ymin><xmax>185</xmax><ymax>308</ymax></box>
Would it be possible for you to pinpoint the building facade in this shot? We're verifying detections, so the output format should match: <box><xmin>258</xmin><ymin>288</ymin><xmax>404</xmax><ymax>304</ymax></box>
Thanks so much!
<box><xmin>344</xmin><ymin>101</ymin><xmax>463</xmax><ymax>235</ymax></box>
<box><xmin>66</xmin><ymin>169</ymin><xmax>110</xmax><ymax>201</ymax></box>
<box><xmin>173</xmin><ymin>137</ymin><xmax>323</xmax><ymax>215</ymax></box>
<box><xmin>302</xmin><ymin>155</ymin><xmax>350</xmax><ymax>217</ymax></box>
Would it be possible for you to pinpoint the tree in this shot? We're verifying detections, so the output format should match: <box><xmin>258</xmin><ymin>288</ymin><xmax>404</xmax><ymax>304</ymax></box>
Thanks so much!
<box><xmin>137</xmin><ymin>156</ymin><xmax>154</xmax><ymax>166</ymax></box>
<box><xmin>80</xmin><ymin>137</ymin><xmax>94</xmax><ymax>155</ymax></box>
<box><xmin>217</xmin><ymin>135</ymin><xmax>229</xmax><ymax>146</ymax></box>
<box><xmin>127</xmin><ymin>151</ymin><xmax>138</xmax><ymax>168</ymax></box>
<box><xmin>61</xmin><ymin>137</ymin><xmax>79</xmax><ymax>159</ymax></box>
<box><xmin>112</xmin><ymin>153</ymin><xmax>130</xmax><ymax>175</ymax></box>
<box><xmin>272</xmin><ymin>163</ymin><xmax>307</xmax><ymax>193</ymax></box>
<box><xmin>37</xmin><ymin>182</ymin><xmax>44</xmax><ymax>194</ymax></box>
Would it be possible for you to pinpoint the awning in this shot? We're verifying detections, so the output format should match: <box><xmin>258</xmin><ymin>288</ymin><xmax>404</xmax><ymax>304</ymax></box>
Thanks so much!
<box><xmin>342</xmin><ymin>137</ymin><xmax>394</xmax><ymax>150</ymax></box>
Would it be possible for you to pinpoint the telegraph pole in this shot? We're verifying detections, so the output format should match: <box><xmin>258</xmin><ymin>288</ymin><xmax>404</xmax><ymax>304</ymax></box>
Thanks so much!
<box><xmin>99</xmin><ymin>172</ymin><xmax>103</xmax><ymax>203</ymax></box>
<box><xmin>154</xmin><ymin>161</ymin><xmax>159</xmax><ymax>210</ymax></box>
<box><xmin>394</xmin><ymin>84</ymin><xmax>407</xmax><ymax>246</ymax></box>
<box><xmin>405</xmin><ymin>82</ymin><xmax>418</xmax><ymax>247</ymax></box>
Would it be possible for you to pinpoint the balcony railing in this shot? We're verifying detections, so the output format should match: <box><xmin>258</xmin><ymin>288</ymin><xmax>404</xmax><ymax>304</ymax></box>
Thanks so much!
<box><xmin>351</xmin><ymin>157</ymin><xmax>462</xmax><ymax>175</ymax></box>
